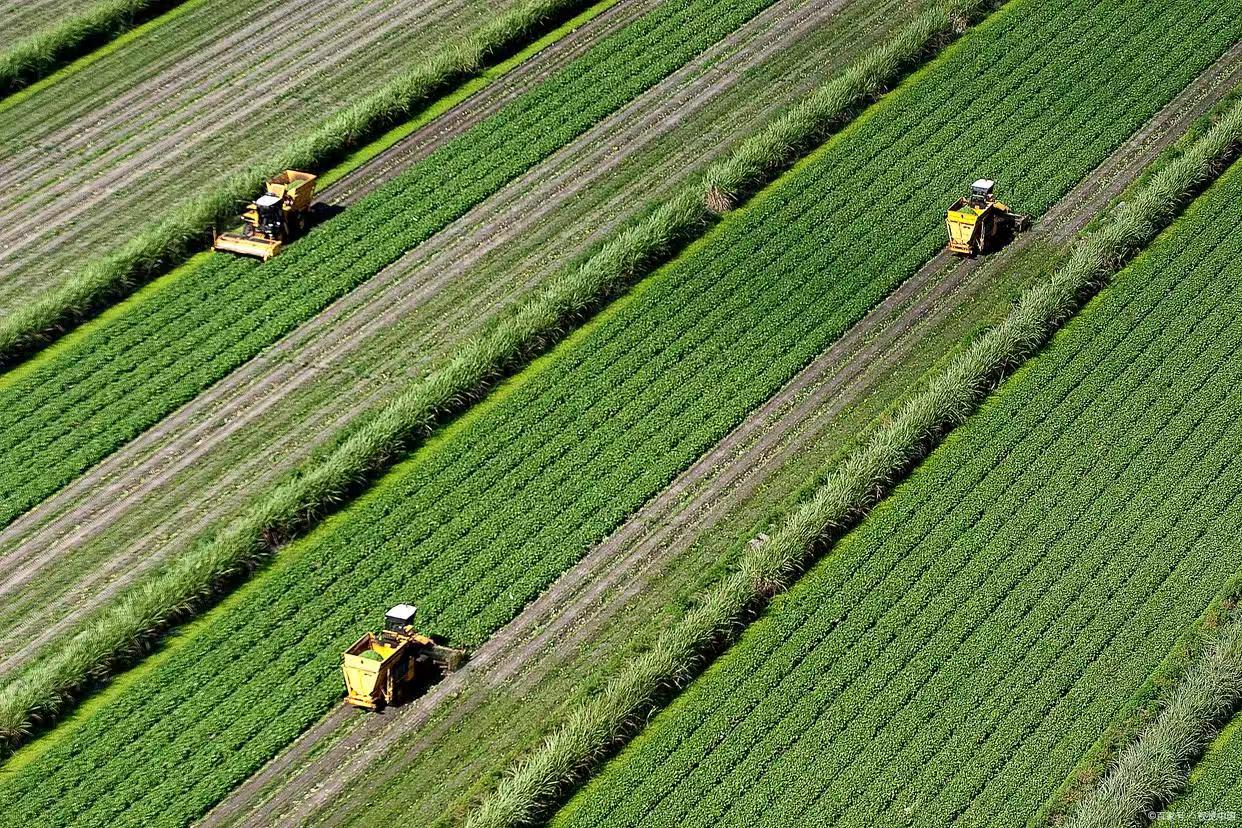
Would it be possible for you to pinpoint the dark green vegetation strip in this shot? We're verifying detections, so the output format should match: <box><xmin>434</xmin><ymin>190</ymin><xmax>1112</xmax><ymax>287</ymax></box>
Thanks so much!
<box><xmin>548</xmin><ymin>137</ymin><xmax>1242</xmax><ymax>828</ymax></box>
<box><xmin>0</xmin><ymin>0</ymin><xmax>593</xmax><ymax>364</ymax></box>
<box><xmin>1</xmin><ymin>2</ymin><xmax>1235</xmax><ymax>827</ymax></box>
<box><xmin>0</xmin><ymin>0</ymin><xmax>778</xmax><ymax>529</ymax></box>
<box><xmin>0</xmin><ymin>0</ymin><xmax>178</xmax><ymax>93</ymax></box>
<box><xmin>0</xmin><ymin>0</ymin><xmax>795</xmax><ymax>755</ymax></box>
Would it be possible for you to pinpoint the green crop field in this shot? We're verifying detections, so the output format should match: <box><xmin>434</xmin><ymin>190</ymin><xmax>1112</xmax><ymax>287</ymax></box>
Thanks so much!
<box><xmin>552</xmin><ymin>158</ymin><xmax>1242</xmax><ymax>828</ymax></box>
<box><xmin>1</xmin><ymin>0</ymin><xmax>1240</xmax><ymax>825</ymax></box>
<box><xmin>1167</xmin><ymin>717</ymin><xmax>1242</xmax><ymax>819</ymax></box>
<box><xmin>0</xmin><ymin>0</ymin><xmax>778</xmax><ymax>528</ymax></box>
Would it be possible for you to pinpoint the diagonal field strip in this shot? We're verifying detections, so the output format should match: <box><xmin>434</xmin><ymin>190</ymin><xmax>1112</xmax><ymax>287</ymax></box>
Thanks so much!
<box><xmin>0</xmin><ymin>0</ymin><xmax>499</xmax><ymax>309</ymax></box>
<box><xmin>2</xmin><ymin>1</ymin><xmax>1235</xmax><ymax>823</ymax></box>
<box><xmin>0</xmin><ymin>0</ymin><xmax>656</xmax><ymax>597</ymax></box>
<box><xmin>543</xmin><ymin>150</ymin><xmax>1242</xmax><ymax>828</ymax></box>
<box><xmin>0</xmin><ymin>0</ymin><xmax>891</xmax><ymax>677</ymax></box>
<box><xmin>196</xmin><ymin>41</ymin><xmax>1242</xmax><ymax>828</ymax></box>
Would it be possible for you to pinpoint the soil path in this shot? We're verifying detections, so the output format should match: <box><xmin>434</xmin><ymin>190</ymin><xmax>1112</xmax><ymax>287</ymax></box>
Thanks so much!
<box><xmin>0</xmin><ymin>0</ymin><xmax>655</xmax><ymax>589</ymax></box>
<box><xmin>0</xmin><ymin>0</ymin><xmax>861</xmax><ymax>672</ymax></box>
<box><xmin>195</xmin><ymin>45</ymin><xmax>1242</xmax><ymax>828</ymax></box>
<box><xmin>0</xmin><ymin>0</ymin><xmax>493</xmax><ymax>309</ymax></box>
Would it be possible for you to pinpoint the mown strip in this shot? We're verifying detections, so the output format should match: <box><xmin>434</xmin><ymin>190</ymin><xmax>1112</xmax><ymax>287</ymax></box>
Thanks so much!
<box><xmin>537</xmin><ymin>109</ymin><xmax>1242</xmax><ymax>828</ymax></box>
<box><xmin>0</xmin><ymin>0</ymin><xmax>181</xmax><ymax>94</ymax></box>
<box><xmin>0</xmin><ymin>0</ymin><xmax>776</xmax><ymax>529</ymax></box>
<box><xmin>0</xmin><ymin>0</ymin><xmax>596</xmax><ymax>364</ymax></box>
<box><xmin>0</xmin><ymin>2</ymin><xmax>1232</xmax><ymax>825</ymax></box>
<box><xmin>0</xmin><ymin>0</ymin><xmax>792</xmax><ymax>745</ymax></box>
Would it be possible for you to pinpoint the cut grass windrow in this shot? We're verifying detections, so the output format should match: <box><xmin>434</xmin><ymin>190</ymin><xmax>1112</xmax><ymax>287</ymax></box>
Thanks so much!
<box><xmin>0</xmin><ymin>0</ymin><xmax>178</xmax><ymax>93</ymax></box>
<box><xmin>472</xmin><ymin>95</ymin><xmax>1242</xmax><ymax>828</ymax></box>
<box><xmin>0</xmin><ymin>4</ymin><xmax>1231</xmax><ymax>826</ymax></box>
<box><xmin>0</xmin><ymin>0</ymin><xmax>593</xmax><ymax>365</ymax></box>
<box><xmin>0</xmin><ymin>0</ymin><xmax>801</xmax><ymax>747</ymax></box>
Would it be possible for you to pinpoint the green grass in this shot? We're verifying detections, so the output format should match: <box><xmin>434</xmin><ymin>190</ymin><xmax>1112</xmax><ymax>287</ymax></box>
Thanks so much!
<box><xmin>0</xmin><ymin>0</ymin><xmax>922</xmax><ymax>751</ymax></box>
<box><xmin>0</xmin><ymin>0</ymin><xmax>205</xmax><ymax>112</ymax></box>
<box><xmin>0</xmin><ymin>0</ymin><xmax>182</xmax><ymax>93</ymax></box>
<box><xmin>1</xmin><ymin>0</ymin><xmax>1234</xmax><ymax>824</ymax></box>
<box><xmin>0</xmin><ymin>0</ymin><xmax>796</xmax><ymax>753</ymax></box>
<box><xmin>328</xmin><ymin>200</ymin><xmax>1051</xmax><ymax>828</ymax></box>
<box><xmin>0</xmin><ymin>0</ymin><xmax>780</xmax><ymax>530</ymax></box>
<box><xmin>0</xmin><ymin>0</ymin><xmax>591</xmax><ymax>358</ymax></box>
<box><xmin>548</xmin><ymin>139</ymin><xmax>1242</xmax><ymax>828</ymax></box>
<box><xmin>1164</xmin><ymin>712</ymin><xmax>1242</xmax><ymax>817</ymax></box>
<box><xmin>314</xmin><ymin>0</ymin><xmax>629</xmax><ymax>193</ymax></box>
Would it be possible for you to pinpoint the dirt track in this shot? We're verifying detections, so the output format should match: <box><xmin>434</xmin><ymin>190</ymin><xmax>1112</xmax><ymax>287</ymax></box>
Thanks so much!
<box><xmin>0</xmin><ymin>0</ymin><xmax>891</xmax><ymax>673</ymax></box>
<box><xmin>0</xmin><ymin>0</ymin><xmax>506</xmax><ymax>314</ymax></box>
<box><xmin>192</xmin><ymin>44</ymin><xmax>1242</xmax><ymax>828</ymax></box>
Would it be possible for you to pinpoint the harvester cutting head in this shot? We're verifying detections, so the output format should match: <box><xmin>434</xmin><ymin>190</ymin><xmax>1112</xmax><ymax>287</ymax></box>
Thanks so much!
<box><xmin>945</xmin><ymin>178</ymin><xmax>1028</xmax><ymax>256</ymax></box>
<box><xmin>341</xmin><ymin>604</ymin><xmax>466</xmax><ymax>711</ymax></box>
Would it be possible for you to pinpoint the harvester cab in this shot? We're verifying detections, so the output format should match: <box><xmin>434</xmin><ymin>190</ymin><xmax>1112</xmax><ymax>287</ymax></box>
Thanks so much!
<box><xmin>341</xmin><ymin>604</ymin><xmax>466</xmax><ymax>711</ymax></box>
<box><xmin>945</xmin><ymin>178</ymin><xmax>1029</xmax><ymax>256</ymax></box>
<box><xmin>213</xmin><ymin>170</ymin><xmax>317</xmax><ymax>261</ymax></box>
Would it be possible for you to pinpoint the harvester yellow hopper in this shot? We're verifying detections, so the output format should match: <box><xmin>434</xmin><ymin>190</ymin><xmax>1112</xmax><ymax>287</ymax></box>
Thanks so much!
<box><xmin>341</xmin><ymin>604</ymin><xmax>465</xmax><ymax>711</ymax></box>
<box><xmin>213</xmin><ymin>170</ymin><xmax>317</xmax><ymax>261</ymax></box>
<box><xmin>945</xmin><ymin>179</ymin><xmax>1028</xmax><ymax>256</ymax></box>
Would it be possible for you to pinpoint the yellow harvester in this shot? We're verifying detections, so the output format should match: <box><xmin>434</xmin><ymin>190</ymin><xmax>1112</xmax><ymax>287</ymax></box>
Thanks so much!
<box><xmin>213</xmin><ymin>170</ymin><xmax>317</xmax><ymax>261</ymax></box>
<box><xmin>945</xmin><ymin>179</ymin><xmax>1028</xmax><ymax>256</ymax></box>
<box><xmin>341</xmin><ymin>605</ymin><xmax>465</xmax><ymax>711</ymax></box>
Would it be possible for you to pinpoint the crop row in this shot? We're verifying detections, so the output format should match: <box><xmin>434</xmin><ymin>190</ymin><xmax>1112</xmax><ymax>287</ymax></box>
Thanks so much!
<box><xmin>0</xmin><ymin>0</ymin><xmax>479</xmax><ymax>234</ymax></box>
<box><xmin>0</xmin><ymin>0</ymin><xmax>782</xmax><ymax>528</ymax></box>
<box><xmin>0</xmin><ymin>0</ymin><xmax>174</xmax><ymax>92</ymax></box>
<box><xmin>0</xmin><ymin>0</ymin><xmax>594</xmax><ymax>359</ymax></box>
<box><xmin>549</xmin><ymin>154</ymin><xmax>1242</xmax><ymax>827</ymax></box>
<box><xmin>0</xmin><ymin>0</ymin><xmax>978</xmax><ymax>751</ymax></box>
<box><xmin>475</xmin><ymin>82</ymin><xmax>1242</xmax><ymax>828</ymax></box>
<box><xmin>1</xmin><ymin>1</ymin><xmax>1234</xmax><ymax>825</ymax></box>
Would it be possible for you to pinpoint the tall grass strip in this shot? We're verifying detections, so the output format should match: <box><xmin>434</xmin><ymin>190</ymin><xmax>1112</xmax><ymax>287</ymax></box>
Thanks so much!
<box><xmin>1061</xmin><ymin>619</ymin><xmax>1242</xmax><ymax>828</ymax></box>
<box><xmin>0</xmin><ymin>0</ymin><xmax>995</xmax><ymax>750</ymax></box>
<box><xmin>0</xmin><ymin>0</ymin><xmax>589</xmax><ymax>366</ymax></box>
<box><xmin>0</xmin><ymin>0</ymin><xmax>176</xmax><ymax>93</ymax></box>
<box><xmin>465</xmin><ymin>98</ymin><xmax>1242</xmax><ymax>828</ymax></box>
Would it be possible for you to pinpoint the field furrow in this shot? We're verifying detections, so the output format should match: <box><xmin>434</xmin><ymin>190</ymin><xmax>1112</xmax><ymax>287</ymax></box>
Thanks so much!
<box><xmin>200</xmin><ymin>46</ymin><xmax>1242</xmax><ymax>828</ymax></box>
<box><xmin>0</xmin><ymin>0</ymin><xmax>1232</xmax><ymax>825</ymax></box>
<box><xmin>0</xmin><ymin>0</ymin><xmax>542</xmax><ymax>312</ymax></box>
<box><xmin>0</xmin><ymin>0</ymin><xmax>116</xmax><ymax>51</ymax></box>
<box><xmin>0</xmin><ymin>0</ymin><xmax>782</xmax><ymax>533</ymax></box>
<box><xmin>1166</xmin><ymin>716</ymin><xmax>1242</xmax><ymax>819</ymax></box>
<box><xmin>550</xmin><ymin>154</ymin><xmax>1242</xmax><ymax>828</ymax></box>
<box><xmin>0</xmin><ymin>0</ymin><xmax>166</xmax><ymax>90</ymax></box>
<box><xmin>0</xmin><ymin>0</ymin><xmax>901</xmax><ymax>677</ymax></box>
